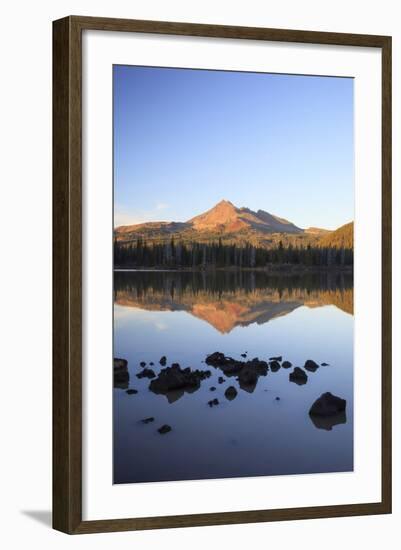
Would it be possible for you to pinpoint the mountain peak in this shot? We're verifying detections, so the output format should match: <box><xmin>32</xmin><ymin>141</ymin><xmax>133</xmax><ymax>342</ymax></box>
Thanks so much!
<box><xmin>216</xmin><ymin>199</ymin><xmax>234</xmax><ymax>207</ymax></box>
<box><xmin>189</xmin><ymin>199</ymin><xmax>241</xmax><ymax>230</ymax></box>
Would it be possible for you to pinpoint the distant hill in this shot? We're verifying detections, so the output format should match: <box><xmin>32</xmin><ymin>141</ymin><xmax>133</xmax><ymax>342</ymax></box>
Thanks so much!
<box><xmin>115</xmin><ymin>200</ymin><xmax>353</xmax><ymax>251</ymax></box>
<box><xmin>319</xmin><ymin>222</ymin><xmax>354</xmax><ymax>249</ymax></box>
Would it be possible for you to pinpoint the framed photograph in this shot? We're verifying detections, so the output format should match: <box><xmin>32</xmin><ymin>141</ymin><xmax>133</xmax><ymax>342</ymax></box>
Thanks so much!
<box><xmin>53</xmin><ymin>16</ymin><xmax>392</xmax><ymax>534</ymax></box>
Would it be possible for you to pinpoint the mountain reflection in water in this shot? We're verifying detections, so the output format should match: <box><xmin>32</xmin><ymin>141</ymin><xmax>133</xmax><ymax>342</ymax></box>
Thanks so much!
<box><xmin>114</xmin><ymin>270</ymin><xmax>353</xmax><ymax>333</ymax></box>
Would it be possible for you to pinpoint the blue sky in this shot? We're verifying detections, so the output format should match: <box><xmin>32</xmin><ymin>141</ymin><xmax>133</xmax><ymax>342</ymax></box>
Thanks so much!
<box><xmin>114</xmin><ymin>65</ymin><xmax>353</xmax><ymax>230</ymax></box>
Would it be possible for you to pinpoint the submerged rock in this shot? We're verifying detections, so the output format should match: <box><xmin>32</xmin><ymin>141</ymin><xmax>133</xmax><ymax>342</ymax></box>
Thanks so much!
<box><xmin>224</xmin><ymin>386</ymin><xmax>238</xmax><ymax>401</ymax></box>
<box><xmin>136</xmin><ymin>368</ymin><xmax>156</xmax><ymax>379</ymax></box>
<box><xmin>275</xmin><ymin>396</ymin><xmax>281</xmax><ymax>401</ymax></box>
<box><xmin>140</xmin><ymin>361</ymin><xmax>146</xmax><ymax>367</ymax></box>
<box><xmin>159</xmin><ymin>356</ymin><xmax>167</xmax><ymax>366</ymax></box>
<box><xmin>158</xmin><ymin>424</ymin><xmax>172</xmax><ymax>434</ymax></box>
<box><xmin>218</xmin><ymin>376</ymin><xmax>225</xmax><ymax>384</ymax></box>
<box><xmin>210</xmin><ymin>386</ymin><xmax>216</xmax><ymax>391</ymax></box>
<box><xmin>114</xmin><ymin>357</ymin><xmax>129</xmax><ymax>389</ymax></box>
<box><xmin>241</xmin><ymin>353</ymin><xmax>247</xmax><ymax>358</ymax></box>
<box><xmin>309</xmin><ymin>392</ymin><xmax>346</xmax><ymax>417</ymax></box>
<box><xmin>304</xmin><ymin>359</ymin><xmax>320</xmax><ymax>372</ymax></box>
<box><xmin>289</xmin><ymin>367</ymin><xmax>308</xmax><ymax>385</ymax></box>
<box><xmin>126</xmin><ymin>388</ymin><xmax>138</xmax><ymax>395</ymax></box>
<box><xmin>141</xmin><ymin>417</ymin><xmax>155</xmax><ymax>424</ymax></box>
<box><xmin>282</xmin><ymin>361</ymin><xmax>292</xmax><ymax>369</ymax></box>
<box><xmin>321</xmin><ymin>362</ymin><xmax>330</xmax><ymax>367</ymax></box>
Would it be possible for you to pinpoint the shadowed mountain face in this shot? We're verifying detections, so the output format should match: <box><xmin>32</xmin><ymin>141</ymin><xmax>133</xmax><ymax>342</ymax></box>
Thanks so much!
<box><xmin>114</xmin><ymin>270</ymin><xmax>353</xmax><ymax>333</ymax></box>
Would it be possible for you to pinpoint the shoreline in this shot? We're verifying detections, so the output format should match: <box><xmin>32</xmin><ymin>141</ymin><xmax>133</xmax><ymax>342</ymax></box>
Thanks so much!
<box><xmin>114</xmin><ymin>265</ymin><xmax>353</xmax><ymax>274</ymax></box>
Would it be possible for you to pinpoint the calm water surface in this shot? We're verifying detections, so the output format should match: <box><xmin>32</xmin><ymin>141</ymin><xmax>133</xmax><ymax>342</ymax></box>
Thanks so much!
<box><xmin>113</xmin><ymin>270</ymin><xmax>353</xmax><ymax>484</ymax></box>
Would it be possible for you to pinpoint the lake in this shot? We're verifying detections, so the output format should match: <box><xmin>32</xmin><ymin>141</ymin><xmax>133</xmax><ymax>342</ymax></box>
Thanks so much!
<box><xmin>113</xmin><ymin>269</ymin><xmax>353</xmax><ymax>484</ymax></box>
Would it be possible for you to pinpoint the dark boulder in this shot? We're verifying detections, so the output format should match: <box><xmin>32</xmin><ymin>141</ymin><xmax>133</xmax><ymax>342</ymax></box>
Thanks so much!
<box><xmin>269</xmin><ymin>356</ymin><xmax>282</xmax><ymax>362</ymax></box>
<box><xmin>275</xmin><ymin>396</ymin><xmax>281</xmax><ymax>401</ymax></box>
<box><xmin>114</xmin><ymin>357</ymin><xmax>129</xmax><ymax>389</ymax></box>
<box><xmin>289</xmin><ymin>367</ymin><xmax>308</xmax><ymax>385</ymax></box>
<box><xmin>159</xmin><ymin>356</ymin><xmax>167</xmax><ymax>366</ymax></box>
<box><xmin>136</xmin><ymin>368</ymin><xmax>156</xmax><ymax>379</ymax></box>
<box><xmin>210</xmin><ymin>386</ymin><xmax>216</xmax><ymax>392</ymax></box>
<box><xmin>241</xmin><ymin>353</ymin><xmax>247</xmax><ymax>358</ymax></box>
<box><xmin>321</xmin><ymin>362</ymin><xmax>330</xmax><ymax>367</ymax></box>
<box><xmin>282</xmin><ymin>361</ymin><xmax>292</xmax><ymax>369</ymax></box>
<box><xmin>218</xmin><ymin>376</ymin><xmax>225</xmax><ymax>384</ymax></box>
<box><xmin>140</xmin><ymin>361</ymin><xmax>146</xmax><ymax>367</ymax></box>
<box><xmin>205</xmin><ymin>352</ymin><xmax>229</xmax><ymax>366</ymax></box>
<box><xmin>158</xmin><ymin>424</ymin><xmax>172</xmax><ymax>434</ymax></box>
<box><xmin>149</xmin><ymin>364</ymin><xmax>210</xmax><ymax>396</ymax></box>
<box><xmin>126</xmin><ymin>388</ymin><xmax>138</xmax><ymax>395</ymax></box>
<box><xmin>238</xmin><ymin>369</ymin><xmax>257</xmax><ymax>386</ymax></box>
<box><xmin>114</xmin><ymin>358</ymin><xmax>127</xmax><ymax>369</ymax></box>
<box><xmin>269</xmin><ymin>360</ymin><xmax>281</xmax><ymax>372</ymax></box>
<box><xmin>304</xmin><ymin>359</ymin><xmax>319</xmax><ymax>372</ymax></box>
<box><xmin>141</xmin><ymin>417</ymin><xmax>154</xmax><ymax>424</ymax></box>
<box><xmin>224</xmin><ymin>386</ymin><xmax>238</xmax><ymax>401</ymax></box>
<box><xmin>309</xmin><ymin>392</ymin><xmax>346</xmax><ymax>417</ymax></box>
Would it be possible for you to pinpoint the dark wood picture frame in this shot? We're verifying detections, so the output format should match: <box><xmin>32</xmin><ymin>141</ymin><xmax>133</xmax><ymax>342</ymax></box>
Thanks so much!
<box><xmin>53</xmin><ymin>15</ymin><xmax>392</xmax><ymax>534</ymax></box>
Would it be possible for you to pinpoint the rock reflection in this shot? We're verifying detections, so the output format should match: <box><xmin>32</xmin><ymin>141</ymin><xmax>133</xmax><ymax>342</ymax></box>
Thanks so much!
<box><xmin>309</xmin><ymin>411</ymin><xmax>347</xmax><ymax>431</ymax></box>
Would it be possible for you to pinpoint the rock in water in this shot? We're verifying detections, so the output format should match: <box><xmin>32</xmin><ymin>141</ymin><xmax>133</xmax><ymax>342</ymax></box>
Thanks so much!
<box><xmin>158</xmin><ymin>424</ymin><xmax>172</xmax><ymax>434</ymax></box>
<box><xmin>224</xmin><ymin>386</ymin><xmax>238</xmax><ymax>401</ymax></box>
<box><xmin>114</xmin><ymin>357</ymin><xmax>129</xmax><ymax>389</ymax></box>
<box><xmin>289</xmin><ymin>367</ymin><xmax>308</xmax><ymax>385</ymax></box>
<box><xmin>140</xmin><ymin>361</ymin><xmax>146</xmax><ymax>367</ymax></box>
<box><xmin>218</xmin><ymin>376</ymin><xmax>225</xmax><ymax>384</ymax></box>
<box><xmin>321</xmin><ymin>362</ymin><xmax>330</xmax><ymax>366</ymax></box>
<box><xmin>136</xmin><ymin>368</ymin><xmax>156</xmax><ymax>379</ymax></box>
<box><xmin>304</xmin><ymin>359</ymin><xmax>320</xmax><ymax>372</ymax></box>
<box><xmin>210</xmin><ymin>386</ymin><xmax>216</xmax><ymax>391</ymax></box>
<box><xmin>309</xmin><ymin>392</ymin><xmax>346</xmax><ymax>417</ymax></box>
<box><xmin>269</xmin><ymin>360</ymin><xmax>281</xmax><ymax>372</ymax></box>
<box><xmin>126</xmin><ymin>389</ymin><xmax>138</xmax><ymax>395</ymax></box>
<box><xmin>141</xmin><ymin>417</ymin><xmax>155</xmax><ymax>424</ymax></box>
<box><xmin>282</xmin><ymin>361</ymin><xmax>292</xmax><ymax>369</ymax></box>
<box><xmin>159</xmin><ymin>356</ymin><xmax>167</xmax><ymax>366</ymax></box>
<box><xmin>149</xmin><ymin>364</ymin><xmax>211</xmax><ymax>395</ymax></box>
<box><xmin>208</xmin><ymin>398</ymin><xmax>219</xmax><ymax>407</ymax></box>
<box><xmin>269</xmin><ymin>356</ymin><xmax>282</xmax><ymax>362</ymax></box>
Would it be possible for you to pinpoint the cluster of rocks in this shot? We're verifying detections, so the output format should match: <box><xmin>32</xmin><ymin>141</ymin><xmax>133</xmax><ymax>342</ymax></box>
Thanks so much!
<box><xmin>205</xmin><ymin>351</ymin><xmax>330</xmax><ymax>393</ymax></box>
<box><xmin>205</xmin><ymin>352</ymin><xmax>269</xmax><ymax>392</ymax></box>
<box><xmin>115</xmin><ymin>354</ymin><xmax>345</xmax><ymax>432</ymax></box>
<box><xmin>149</xmin><ymin>363</ymin><xmax>212</xmax><ymax>397</ymax></box>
